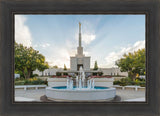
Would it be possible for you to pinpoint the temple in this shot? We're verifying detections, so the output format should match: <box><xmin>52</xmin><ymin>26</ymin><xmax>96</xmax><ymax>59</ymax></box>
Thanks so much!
<box><xmin>70</xmin><ymin>22</ymin><xmax>91</xmax><ymax>71</ymax></box>
<box><xmin>54</xmin><ymin>22</ymin><xmax>102</xmax><ymax>77</ymax></box>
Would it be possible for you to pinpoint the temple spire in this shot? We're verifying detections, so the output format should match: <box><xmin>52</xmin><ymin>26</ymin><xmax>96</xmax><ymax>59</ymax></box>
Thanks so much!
<box><xmin>77</xmin><ymin>22</ymin><xmax>83</xmax><ymax>56</ymax></box>
<box><xmin>79</xmin><ymin>22</ymin><xmax>81</xmax><ymax>47</ymax></box>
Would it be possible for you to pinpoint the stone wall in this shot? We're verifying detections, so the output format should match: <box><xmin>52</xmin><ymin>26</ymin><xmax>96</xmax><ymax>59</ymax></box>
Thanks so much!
<box><xmin>47</xmin><ymin>78</ymin><xmax>114</xmax><ymax>87</ymax></box>
<box><xmin>33</xmin><ymin>67</ymin><xmax>128</xmax><ymax>77</ymax></box>
<box><xmin>94</xmin><ymin>78</ymin><xmax>114</xmax><ymax>87</ymax></box>
<box><xmin>47</xmin><ymin>78</ymin><xmax>67</xmax><ymax>87</ymax></box>
<box><xmin>37</xmin><ymin>76</ymin><xmax>126</xmax><ymax>82</ymax></box>
<box><xmin>100</xmin><ymin>68</ymin><xmax>128</xmax><ymax>77</ymax></box>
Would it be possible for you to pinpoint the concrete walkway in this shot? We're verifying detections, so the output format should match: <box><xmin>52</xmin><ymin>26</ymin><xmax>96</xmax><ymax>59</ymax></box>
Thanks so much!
<box><xmin>124</xmin><ymin>97</ymin><xmax>145</xmax><ymax>101</ymax></box>
<box><xmin>116</xmin><ymin>89</ymin><xmax>145</xmax><ymax>101</ymax></box>
<box><xmin>15</xmin><ymin>89</ymin><xmax>145</xmax><ymax>102</ymax></box>
<box><xmin>15</xmin><ymin>89</ymin><xmax>46</xmax><ymax>101</ymax></box>
<box><xmin>15</xmin><ymin>97</ymin><xmax>36</xmax><ymax>102</ymax></box>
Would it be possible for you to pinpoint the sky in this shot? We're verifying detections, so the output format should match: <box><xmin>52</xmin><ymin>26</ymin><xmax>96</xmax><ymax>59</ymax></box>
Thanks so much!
<box><xmin>15</xmin><ymin>14</ymin><xmax>145</xmax><ymax>68</ymax></box>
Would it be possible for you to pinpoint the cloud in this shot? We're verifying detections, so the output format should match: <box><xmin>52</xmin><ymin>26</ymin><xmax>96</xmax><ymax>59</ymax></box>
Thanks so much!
<box><xmin>34</xmin><ymin>43</ymin><xmax>50</xmax><ymax>48</ymax></box>
<box><xmin>40</xmin><ymin>43</ymin><xmax>50</xmax><ymax>48</ymax></box>
<box><xmin>83</xmin><ymin>51</ymin><xmax>89</xmax><ymax>56</ymax></box>
<box><xmin>75</xmin><ymin>32</ymin><xmax>96</xmax><ymax>45</ymax></box>
<box><xmin>40</xmin><ymin>39</ymin><xmax>76</xmax><ymax>68</ymax></box>
<box><xmin>82</xmin><ymin>33</ymin><xmax>96</xmax><ymax>44</ymax></box>
<box><xmin>15</xmin><ymin>15</ymin><xmax>32</xmax><ymax>47</ymax></box>
<box><xmin>46</xmin><ymin>47</ymin><xmax>90</xmax><ymax>68</ymax></box>
<box><xmin>45</xmin><ymin>40</ymin><xmax>92</xmax><ymax>68</ymax></box>
<box><xmin>46</xmin><ymin>47</ymin><xmax>71</xmax><ymax>68</ymax></box>
<box><xmin>104</xmin><ymin>40</ymin><xmax>145</xmax><ymax>68</ymax></box>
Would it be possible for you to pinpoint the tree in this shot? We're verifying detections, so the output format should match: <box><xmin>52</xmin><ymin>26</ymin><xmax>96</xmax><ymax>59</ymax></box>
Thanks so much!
<box><xmin>116</xmin><ymin>48</ymin><xmax>145</xmax><ymax>80</ymax></box>
<box><xmin>64</xmin><ymin>64</ymin><xmax>67</xmax><ymax>70</ymax></box>
<box><xmin>93</xmin><ymin>61</ymin><xmax>98</xmax><ymax>70</ymax></box>
<box><xmin>15</xmin><ymin>43</ymin><xmax>49</xmax><ymax>79</ymax></box>
<box><xmin>53</xmin><ymin>65</ymin><xmax>58</xmax><ymax>68</ymax></box>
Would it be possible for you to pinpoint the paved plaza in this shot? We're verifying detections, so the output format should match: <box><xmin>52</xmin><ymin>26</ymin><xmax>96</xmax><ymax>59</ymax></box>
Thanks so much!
<box><xmin>15</xmin><ymin>88</ymin><xmax>145</xmax><ymax>102</ymax></box>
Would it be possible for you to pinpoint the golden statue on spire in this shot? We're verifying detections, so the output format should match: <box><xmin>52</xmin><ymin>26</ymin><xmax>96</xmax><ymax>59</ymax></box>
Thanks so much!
<box><xmin>79</xmin><ymin>22</ymin><xmax>81</xmax><ymax>34</ymax></box>
<box><xmin>79</xmin><ymin>22</ymin><xmax>81</xmax><ymax>27</ymax></box>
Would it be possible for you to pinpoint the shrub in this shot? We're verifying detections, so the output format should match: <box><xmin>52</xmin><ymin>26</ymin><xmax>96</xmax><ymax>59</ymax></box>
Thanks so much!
<box><xmin>15</xmin><ymin>81</ymin><xmax>25</xmax><ymax>85</ymax></box>
<box><xmin>125</xmin><ymin>77</ymin><xmax>134</xmax><ymax>85</ymax></box>
<box><xmin>92</xmin><ymin>73</ymin><xmax>98</xmax><ymax>76</ymax></box>
<box><xmin>129</xmin><ymin>81</ymin><xmax>136</xmax><ymax>85</ymax></box>
<box><xmin>31</xmin><ymin>80</ymin><xmax>40</xmax><ymax>85</ymax></box>
<box><xmin>118</xmin><ymin>77</ymin><xmax>130</xmax><ymax>85</ymax></box>
<box><xmin>98</xmin><ymin>72</ymin><xmax>103</xmax><ymax>76</ymax></box>
<box><xmin>63</xmin><ymin>73</ymin><xmax>68</xmax><ymax>75</ymax></box>
<box><xmin>114</xmin><ymin>77</ymin><xmax>135</xmax><ymax>86</ymax></box>
<box><xmin>113</xmin><ymin>80</ymin><xmax>121</xmax><ymax>85</ymax></box>
<box><xmin>44</xmin><ymin>79</ymin><xmax>48</xmax><ymax>86</ymax></box>
<box><xmin>139</xmin><ymin>82</ymin><xmax>146</xmax><ymax>87</ymax></box>
<box><xmin>56</xmin><ymin>72</ymin><xmax>62</xmax><ymax>76</ymax></box>
<box><xmin>113</xmin><ymin>76</ymin><xmax>146</xmax><ymax>86</ymax></box>
<box><xmin>134</xmin><ymin>79</ymin><xmax>141</xmax><ymax>85</ymax></box>
<box><xmin>119</xmin><ymin>78</ymin><xmax>127</xmax><ymax>86</ymax></box>
<box><xmin>24</xmin><ymin>79</ymin><xmax>30</xmax><ymax>85</ymax></box>
<box><xmin>15</xmin><ymin>77</ymin><xmax>47</xmax><ymax>85</ymax></box>
<box><xmin>135</xmin><ymin>77</ymin><xmax>145</xmax><ymax>81</ymax></box>
<box><xmin>22</xmin><ymin>78</ymin><xmax>47</xmax><ymax>85</ymax></box>
<box><xmin>15</xmin><ymin>77</ymin><xmax>25</xmax><ymax>81</ymax></box>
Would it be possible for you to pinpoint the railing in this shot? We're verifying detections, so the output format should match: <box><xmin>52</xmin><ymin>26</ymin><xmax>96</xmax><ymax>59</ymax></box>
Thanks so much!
<box><xmin>15</xmin><ymin>85</ymin><xmax>47</xmax><ymax>90</ymax></box>
<box><xmin>113</xmin><ymin>85</ymin><xmax>145</xmax><ymax>91</ymax></box>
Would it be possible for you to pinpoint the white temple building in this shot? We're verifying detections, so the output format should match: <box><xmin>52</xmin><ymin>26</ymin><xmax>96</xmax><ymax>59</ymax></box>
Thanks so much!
<box><xmin>70</xmin><ymin>22</ymin><xmax>90</xmax><ymax>71</ymax></box>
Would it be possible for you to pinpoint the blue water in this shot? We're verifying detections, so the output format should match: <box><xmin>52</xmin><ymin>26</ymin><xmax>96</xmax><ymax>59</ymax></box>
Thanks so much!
<box><xmin>52</xmin><ymin>86</ymin><xmax>109</xmax><ymax>89</ymax></box>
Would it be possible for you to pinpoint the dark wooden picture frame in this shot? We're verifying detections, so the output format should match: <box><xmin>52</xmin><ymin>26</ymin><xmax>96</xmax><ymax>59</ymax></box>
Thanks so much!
<box><xmin>0</xmin><ymin>0</ymin><xmax>160</xmax><ymax>116</ymax></box>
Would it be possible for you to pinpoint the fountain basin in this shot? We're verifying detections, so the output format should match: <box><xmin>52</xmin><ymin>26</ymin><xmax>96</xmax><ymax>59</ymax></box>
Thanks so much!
<box><xmin>46</xmin><ymin>86</ymin><xmax>116</xmax><ymax>101</ymax></box>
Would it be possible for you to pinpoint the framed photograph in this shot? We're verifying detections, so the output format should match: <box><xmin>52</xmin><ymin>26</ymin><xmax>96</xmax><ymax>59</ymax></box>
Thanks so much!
<box><xmin>0</xmin><ymin>0</ymin><xmax>160</xmax><ymax>116</ymax></box>
<box><xmin>14</xmin><ymin>14</ymin><xmax>146</xmax><ymax>103</ymax></box>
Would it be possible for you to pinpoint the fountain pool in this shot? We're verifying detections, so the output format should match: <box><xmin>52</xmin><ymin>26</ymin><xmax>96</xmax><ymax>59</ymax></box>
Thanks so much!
<box><xmin>52</xmin><ymin>86</ymin><xmax>109</xmax><ymax>90</ymax></box>
<box><xmin>46</xmin><ymin>67</ymin><xmax>116</xmax><ymax>101</ymax></box>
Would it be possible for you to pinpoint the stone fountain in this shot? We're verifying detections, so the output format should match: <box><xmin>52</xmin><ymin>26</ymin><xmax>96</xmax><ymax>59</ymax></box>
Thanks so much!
<box><xmin>46</xmin><ymin>67</ymin><xmax>116</xmax><ymax>101</ymax></box>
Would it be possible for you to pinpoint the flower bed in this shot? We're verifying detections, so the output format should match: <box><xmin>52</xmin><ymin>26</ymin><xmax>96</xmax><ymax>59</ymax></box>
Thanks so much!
<box><xmin>51</xmin><ymin>75</ymin><xmax>112</xmax><ymax>78</ymax></box>
<box><xmin>51</xmin><ymin>75</ymin><xmax>72</xmax><ymax>78</ymax></box>
<box><xmin>113</xmin><ymin>77</ymin><xmax>146</xmax><ymax>87</ymax></box>
<box><xmin>90</xmin><ymin>75</ymin><xmax>112</xmax><ymax>78</ymax></box>
<box><xmin>15</xmin><ymin>77</ymin><xmax>47</xmax><ymax>85</ymax></box>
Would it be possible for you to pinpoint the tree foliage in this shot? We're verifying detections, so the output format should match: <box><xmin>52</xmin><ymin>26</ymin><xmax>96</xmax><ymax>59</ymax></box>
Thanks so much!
<box><xmin>52</xmin><ymin>65</ymin><xmax>58</xmax><ymax>68</ymax></box>
<box><xmin>116</xmin><ymin>48</ymin><xmax>145</xmax><ymax>80</ymax></box>
<box><xmin>15</xmin><ymin>43</ymin><xmax>49</xmax><ymax>79</ymax></box>
<box><xmin>64</xmin><ymin>64</ymin><xmax>67</xmax><ymax>70</ymax></box>
<box><xmin>93</xmin><ymin>61</ymin><xmax>98</xmax><ymax>70</ymax></box>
